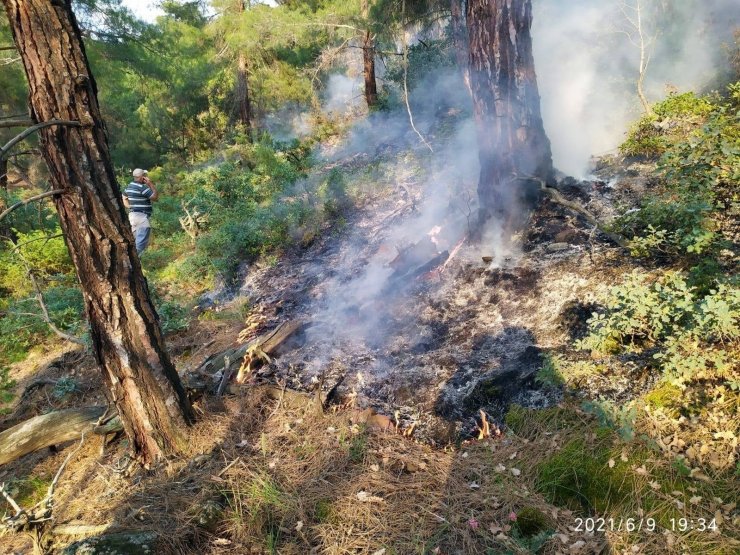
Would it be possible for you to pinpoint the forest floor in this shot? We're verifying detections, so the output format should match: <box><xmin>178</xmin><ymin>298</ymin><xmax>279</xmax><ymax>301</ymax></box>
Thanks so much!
<box><xmin>1</xmin><ymin>114</ymin><xmax>738</xmax><ymax>554</ymax></box>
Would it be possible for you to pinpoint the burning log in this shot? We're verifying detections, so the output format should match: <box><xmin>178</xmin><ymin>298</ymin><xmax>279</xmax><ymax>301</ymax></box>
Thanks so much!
<box><xmin>388</xmin><ymin>236</ymin><xmax>439</xmax><ymax>275</ymax></box>
<box><xmin>0</xmin><ymin>406</ymin><xmax>122</xmax><ymax>467</ymax></box>
<box><xmin>185</xmin><ymin>320</ymin><xmax>306</xmax><ymax>393</ymax></box>
<box><xmin>235</xmin><ymin>319</ymin><xmax>306</xmax><ymax>383</ymax></box>
<box><xmin>389</xmin><ymin>250</ymin><xmax>450</xmax><ymax>286</ymax></box>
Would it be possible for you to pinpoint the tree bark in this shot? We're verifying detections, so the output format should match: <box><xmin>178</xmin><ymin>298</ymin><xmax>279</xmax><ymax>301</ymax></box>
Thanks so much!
<box><xmin>0</xmin><ymin>156</ymin><xmax>7</xmax><ymax>191</ymax></box>
<box><xmin>236</xmin><ymin>52</ymin><xmax>254</xmax><ymax>135</ymax></box>
<box><xmin>2</xmin><ymin>0</ymin><xmax>194</xmax><ymax>466</ymax></box>
<box><xmin>466</xmin><ymin>0</ymin><xmax>553</xmax><ymax>231</ymax></box>
<box><xmin>450</xmin><ymin>0</ymin><xmax>471</xmax><ymax>93</ymax></box>
<box><xmin>236</xmin><ymin>0</ymin><xmax>254</xmax><ymax>137</ymax></box>
<box><xmin>362</xmin><ymin>0</ymin><xmax>378</xmax><ymax>108</ymax></box>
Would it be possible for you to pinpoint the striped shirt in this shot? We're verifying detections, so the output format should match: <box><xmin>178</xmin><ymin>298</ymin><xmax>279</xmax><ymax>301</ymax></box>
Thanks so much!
<box><xmin>124</xmin><ymin>182</ymin><xmax>154</xmax><ymax>215</ymax></box>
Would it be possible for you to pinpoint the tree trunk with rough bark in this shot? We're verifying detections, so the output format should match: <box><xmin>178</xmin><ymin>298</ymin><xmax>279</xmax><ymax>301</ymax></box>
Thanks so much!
<box><xmin>2</xmin><ymin>0</ymin><xmax>194</xmax><ymax>466</ymax></box>
<box><xmin>236</xmin><ymin>0</ymin><xmax>254</xmax><ymax>136</ymax></box>
<box><xmin>466</xmin><ymin>0</ymin><xmax>553</xmax><ymax>231</ymax></box>
<box><xmin>362</xmin><ymin>0</ymin><xmax>378</xmax><ymax>108</ymax></box>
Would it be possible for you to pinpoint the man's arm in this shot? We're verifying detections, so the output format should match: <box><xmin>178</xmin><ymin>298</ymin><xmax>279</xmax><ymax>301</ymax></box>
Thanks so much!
<box><xmin>122</xmin><ymin>193</ymin><xmax>130</xmax><ymax>208</ymax></box>
<box><xmin>142</xmin><ymin>176</ymin><xmax>159</xmax><ymax>201</ymax></box>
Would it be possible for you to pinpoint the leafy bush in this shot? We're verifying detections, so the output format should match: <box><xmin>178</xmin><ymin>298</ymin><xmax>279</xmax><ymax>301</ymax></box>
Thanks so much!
<box><xmin>147</xmin><ymin>136</ymin><xmax>357</xmax><ymax>287</ymax></box>
<box><xmin>619</xmin><ymin>91</ymin><xmax>715</xmax><ymax>158</ymax></box>
<box><xmin>156</xmin><ymin>299</ymin><xmax>191</xmax><ymax>334</ymax></box>
<box><xmin>577</xmin><ymin>271</ymin><xmax>739</xmax><ymax>388</ymax></box>
<box><xmin>614</xmin><ymin>82</ymin><xmax>739</xmax><ymax>279</ymax></box>
<box><xmin>0</xmin><ymin>365</ymin><xmax>15</xmax><ymax>413</ymax></box>
<box><xmin>0</xmin><ymin>286</ymin><xmax>84</xmax><ymax>366</ymax></box>
<box><xmin>0</xmin><ymin>229</ymin><xmax>73</xmax><ymax>299</ymax></box>
<box><xmin>384</xmin><ymin>38</ymin><xmax>456</xmax><ymax>93</ymax></box>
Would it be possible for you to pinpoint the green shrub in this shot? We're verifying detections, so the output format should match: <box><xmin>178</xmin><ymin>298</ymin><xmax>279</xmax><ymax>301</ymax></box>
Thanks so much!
<box><xmin>619</xmin><ymin>91</ymin><xmax>715</xmax><ymax>158</ymax></box>
<box><xmin>614</xmin><ymin>82</ymin><xmax>739</xmax><ymax>270</ymax></box>
<box><xmin>0</xmin><ymin>229</ymin><xmax>73</xmax><ymax>298</ymax></box>
<box><xmin>577</xmin><ymin>271</ymin><xmax>739</xmax><ymax>387</ymax></box>
<box><xmin>155</xmin><ymin>299</ymin><xmax>191</xmax><ymax>334</ymax></box>
<box><xmin>0</xmin><ymin>286</ymin><xmax>84</xmax><ymax>366</ymax></box>
<box><xmin>0</xmin><ymin>366</ymin><xmax>15</xmax><ymax>413</ymax></box>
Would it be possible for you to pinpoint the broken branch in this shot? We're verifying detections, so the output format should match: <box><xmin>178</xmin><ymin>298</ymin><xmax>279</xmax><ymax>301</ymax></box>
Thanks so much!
<box><xmin>1</xmin><ymin>119</ymin><xmax>82</xmax><ymax>160</ymax></box>
<box><xmin>0</xmin><ymin>190</ymin><xmax>64</xmax><ymax>223</ymax></box>
<box><xmin>519</xmin><ymin>175</ymin><xmax>628</xmax><ymax>248</ymax></box>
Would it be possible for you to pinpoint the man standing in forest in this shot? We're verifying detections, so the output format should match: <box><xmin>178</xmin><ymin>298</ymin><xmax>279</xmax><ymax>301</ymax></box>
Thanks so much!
<box><xmin>123</xmin><ymin>168</ymin><xmax>159</xmax><ymax>254</ymax></box>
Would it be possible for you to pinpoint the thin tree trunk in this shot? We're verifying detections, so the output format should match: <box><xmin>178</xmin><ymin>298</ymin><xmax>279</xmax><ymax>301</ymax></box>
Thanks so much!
<box><xmin>0</xmin><ymin>156</ymin><xmax>7</xmax><ymax>191</ymax></box>
<box><xmin>466</xmin><ymin>0</ymin><xmax>553</xmax><ymax>231</ymax></box>
<box><xmin>634</xmin><ymin>0</ymin><xmax>652</xmax><ymax>114</ymax></box>
<box><xmin>2</xmin><ymin>0</ymin><xmax>194</xmax><ymax>466</ymax></box>
<box><xmin>236</xmin><ymin>51</ymin><xmax>254</xmax><ymax>136</ymax></box>
<box><xmin>362</xmin><ymin>0</ymin><xmax>378</xmax><ymax>108</ymax></box>
<box><xmin>236</xmin><ymin>0</ymin><xmax>254</xmax><ymax>137</ymax></box>
<box><xmin>450</xmin><ymin>0</ymin><xmax>471</xmax><ymax>93</ymax></box>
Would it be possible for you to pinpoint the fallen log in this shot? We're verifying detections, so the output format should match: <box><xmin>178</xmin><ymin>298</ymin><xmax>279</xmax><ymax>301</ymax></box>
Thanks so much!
<box><xmin>0</xmin><ymin>406</ymin><xmax>122</xmax><ymax>466</ymax></box>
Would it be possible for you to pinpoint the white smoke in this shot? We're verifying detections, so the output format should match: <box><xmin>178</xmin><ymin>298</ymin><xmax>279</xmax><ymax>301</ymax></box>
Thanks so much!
<box><xmin>533</xmin><ymin>0</ymin><xmax>738</xmax><ymax>177</ymax></box>
<box><xmin>323</xmin><ymin>73</ymin><xmax>365</xmax><ymax>115</ymax></box>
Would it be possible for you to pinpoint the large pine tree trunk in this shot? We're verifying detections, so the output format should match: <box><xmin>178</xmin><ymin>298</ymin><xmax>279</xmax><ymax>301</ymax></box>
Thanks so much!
<box><xmin>2</xmin><ymin>0</ymin><xmax>194</xmax><ymax>466</ymax></box>
<box><xmin>362</xmin><ymin>0</ymin><xmax>378</xmax><ymax>108</ymax></box>
<box><xmin>466</xmin><ymin>0</ymin><xmax>553</xmax><ymax>230</ymax></box>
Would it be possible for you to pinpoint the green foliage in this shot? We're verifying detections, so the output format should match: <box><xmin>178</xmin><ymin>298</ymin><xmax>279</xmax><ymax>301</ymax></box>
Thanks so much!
<box><xmin>155</xmin><ymin>299</ymin><xmax>191</xmax><ymax>334</ymax></box>
<box><xmin>620</xmin><ymin>91</ymin><xmax>715</xmax><ymax>158</ymax></box>
<box><xmin>0</xmin><ymin>229</ymin><xmax>72</xmax><ymax>299</ymax></box>
<box><xmin>509</xmin><ymin>530</ymin><xmax>553</xmax><ymax>554</ymax></box>
<box><xmin>0</xmin><ymin>365</ymin><xmax>15</xmax><ymax>413</ymax></box>
<box><xmin>346</xmin><ymin>427</ymin><xmax>368</xmax><ymax>463</ymax></box>
<box><xmin>0</xmin><ymin>283</ymin><xmax>83</xmax><ymax>367</ymax></box>
<box><xmin>534</xmin><ymin>353</ymin><xmax>565</xmax><ymax>387</ymax></box>
<box><xmin>144</xmin><ymin>136</ymin><xmax>354</xmax><ymax>288</ymax></box>
<box><xmin>582</xmin><ymin>399</ymin><xmax>637</xmax><ymax>441</ymax></box>
<box><xmin>577</xmin><ymin>271</ymin><xmax>739</xmax><ymax>388</ymax></box>
<box><xmin>615</xmin><ymin>83</ymin><xmax>739</xmax><ymax>268</ymax></box>
<box><xmin>535</xmin><ymin>438</ymin><xmax>632</xmax><ymax>512</ymax></box>
<box><xmin>0</xmin><ymin>230</ymin><xmax>77</xmax><ymax>365</ymax></box>
<box><xmin>384</xmin><ymin>38</ymin><xmax>456</xmax><ymax>93</ymax></box>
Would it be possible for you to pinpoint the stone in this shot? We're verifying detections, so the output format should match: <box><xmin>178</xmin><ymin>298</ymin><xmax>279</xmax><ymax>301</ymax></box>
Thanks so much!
<box><xmin>546</xmin><ymin>242</ymin><xmax>570</xmax><ymax>253</ymax></box>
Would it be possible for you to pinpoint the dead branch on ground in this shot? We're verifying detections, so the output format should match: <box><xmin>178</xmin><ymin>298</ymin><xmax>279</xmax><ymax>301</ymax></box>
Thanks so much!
<box><xmin>0</xmin><ymin>406</ymin><xmax>121</xmax><ymax>466</ymax></box>
<box><xmin>519</xmin><ymin>175</ymin><xmax>628</xmax><ymax>248</ymax></box>
<box><xmin>1</xmin><ymin>434</ymin><xmax>86</xmax><ymax>553</ymax></box>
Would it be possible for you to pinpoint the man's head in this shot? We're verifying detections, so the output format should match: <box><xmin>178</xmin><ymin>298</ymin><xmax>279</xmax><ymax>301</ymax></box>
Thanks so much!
<box><xmin>132</xmin><ymin>168</ymin><xmax>148</xmax><ymax>183</ymax></box>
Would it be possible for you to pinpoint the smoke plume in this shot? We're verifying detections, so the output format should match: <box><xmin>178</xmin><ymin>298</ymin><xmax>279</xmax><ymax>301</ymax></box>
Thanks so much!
<box><xmin>533</xmin><ymin>0</ymin><xmax>738</xmax><ymax>177</ymax></box>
